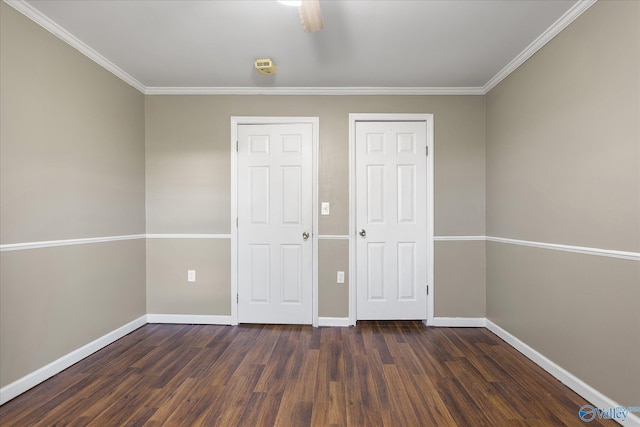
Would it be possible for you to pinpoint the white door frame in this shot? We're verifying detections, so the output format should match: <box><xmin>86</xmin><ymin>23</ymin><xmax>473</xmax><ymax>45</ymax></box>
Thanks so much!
<box><xmin>348</xmin><ymin>113</ymin><xmax>434</xmax><ymax>326</ymax></box>
<box><xmin>231</xmin><ymin>117</ymin><xmax>319</xmax><ymax>327</ymax></box>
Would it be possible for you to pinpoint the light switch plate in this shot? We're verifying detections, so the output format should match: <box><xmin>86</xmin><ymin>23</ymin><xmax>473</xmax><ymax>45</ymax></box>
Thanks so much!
<box><xmin>187</xmin><ymin>270</ymin><xmax>196</xmax><ymax>282</ymax></box>
<box><xmin>321</xmin><ymin>202</ymin><xmax>330</xmax><ymax>215</ymax></box>
<box><xmin>337</xmin><ymin>271</ymin><xmax>345</xmax><ymax>284</ymax></box>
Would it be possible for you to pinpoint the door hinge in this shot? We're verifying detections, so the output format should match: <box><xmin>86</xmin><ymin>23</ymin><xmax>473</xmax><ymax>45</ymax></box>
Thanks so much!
<box><xmin>427</xmin><ymin>285</ymin><xmax>429</xmax><ymax>295</ymax></box>
<box><xmin>236</xmin><ymin>141</ymin><xmax>239</xmax><ymax>152</ymax></box>
<box><xmin>426</xmin><ymin>146</ymin><xmax>429</xmax><ymax>156</ymax></box>
<box><xmin>236</xmin><ymin>217</ymin><xmax>238</xmax><ymax>228</ymax></box>
<box><xmin>237</xmin><ymin>294</ymin><xmax>239</xmax><ymax>303</ymax></box>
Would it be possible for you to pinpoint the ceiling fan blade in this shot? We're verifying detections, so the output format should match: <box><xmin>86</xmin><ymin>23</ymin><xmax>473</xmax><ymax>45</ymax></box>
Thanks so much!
<box><xmin>299</xmin><ymin>0</ymin><xmax>324</xmax><ymax>32</ymax></box>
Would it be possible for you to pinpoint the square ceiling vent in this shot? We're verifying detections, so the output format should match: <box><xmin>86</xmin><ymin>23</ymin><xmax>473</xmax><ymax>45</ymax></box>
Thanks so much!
<box><xmin>255</xmin><ymin>58</ymin><xmax>276</xmax><ymax>75</ymax></box>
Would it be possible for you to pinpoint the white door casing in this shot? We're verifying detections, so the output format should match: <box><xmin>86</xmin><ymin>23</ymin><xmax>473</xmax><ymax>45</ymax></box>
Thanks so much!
<box><xmin>351</xmin><ymin>115</ymin><xmax>434</xmax><ymax>323</ymax></box>
<box><xmin>233</xmin><ymin>120</ymin><xmax>317</xmax><ymax>325</ymax></box>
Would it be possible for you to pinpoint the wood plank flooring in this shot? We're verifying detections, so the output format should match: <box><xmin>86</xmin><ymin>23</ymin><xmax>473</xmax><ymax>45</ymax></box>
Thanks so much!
<box><xmin>0</xmin><ymin>322</ymin><xmax>616</xmax><ymax>426</ymax></box>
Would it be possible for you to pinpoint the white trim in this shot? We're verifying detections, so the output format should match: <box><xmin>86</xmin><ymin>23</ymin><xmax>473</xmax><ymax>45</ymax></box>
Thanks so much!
<box><xmin>145</xmin><ymin>86</ymin><xmax>485</xmax><ymax>96</ymax></box>
<box><xmin>146</xmin><ymin>314</ymin><xmax>232</xmax><ymax>325</ymax></box>
<box><xmin>434</xmin><ymin>235</ymin><xmax>486</xmax><ymax>242</ymax></box>
<box><xmin>0</xmin><ymin>315</ymin><xmax>146</xmax><ymax>405</ymax></box>
<box><xmin>486</xmin><ymin>236</ymin><xmax>640</xmax><ymax>261</ymax></box>
<box><xmin>4</xmin><ymin>234</ymin><xmax>635</xmax><ymax>263</ymax></box>
<box><xmin>431</xmin><ymin>317</ymin><xmax>487</xmax><ymax>327</ymax></box>
<box><xmin>318</xmin><ymin>317</ymin><xmax>351</xmax><ymax>327</ymax></box>
<box><xmin>425</xmin><ymin>116</ymin><xmax>435</xmax><ymax>328</ymax></box>
<box><xmin>4</xmin><ymin>314</ymin><xmax>637</xmax><ymax>426</ymax></box>
<box><xmin>483</xmin><ymin>0</ymin><xmax>597</xmax><ymax>93</ymax></box>
<box><xmin>312</xmin><ymin>122</ymin><xmax>320</xmax><ymax>328</ymax></box>
<box><xmin>0</xmin><ymin>234</ymin><xmax>145</xmax><ymax>252</ymax></box>
<box><xmin>7</xmin><ymin>0</ymin><xmax>594</xmax><ymax>97</ymax></box>
<box><xmin>348</xmin><ymin>117</ymin><xmax>356</xmax><ymax>326</ymax></box>
<box><xmin>317</xmin><ymin>234</ymin><xmax>350</xmax><ymax>240</ymax></box>
<box><xmin>348</xmin><ymin>113</ymin><xmax>435</xmax><ymax>327</ymax></box>
<box><xmin>230</xmin><ymin>116</ymin><xmax>320</xmax><ymax>125</ymax></box>
<box><xmin>619</xmin><ymin>408</ymin><xmax>639</xmax><ymax>425</ymax></box>
<box><xmin>0</xmin><ymin>234</ymin><xmax>234</xmax><ymax>252</ymax></box>
<box><xmin>486</xmin><ymin>320</ymin><xmax>640</xmax><ymax>427</ymax></box>
<box><xmin>230</xmin><ymin>120</ymin><xmax>239</xmax><ymax>326</ymax></box>
<box><xmin>4</xmin><ymin>0</ymin><xmax>146</xmax><ymax>93</ymax></box>
<box><xmin>230</xmin><ymin>117</ymin><xmax>320</xmax><ymax>327</ymax></box>
<box><xmin>145</xmin><ymin>234</ymin><xmax>231</xmax><ymax>239</ymax></box>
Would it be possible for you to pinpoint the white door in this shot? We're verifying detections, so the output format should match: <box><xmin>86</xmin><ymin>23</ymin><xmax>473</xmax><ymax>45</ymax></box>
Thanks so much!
<box><xmin>356</xmin><ymin>121</ymin><xmax>428</xmax><ymax>320</ymax></box>
<box><xmin>237</xmin><ymin>123</ymin><xmax>313</xmax><ymax>324</ymax></box>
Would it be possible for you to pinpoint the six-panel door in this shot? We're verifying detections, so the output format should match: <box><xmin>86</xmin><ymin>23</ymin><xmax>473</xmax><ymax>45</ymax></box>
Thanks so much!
<box><xmin>237</xmin><ymin>123</ymin><xmax>313</xmax><ymax>324</ymax></box>
<box><xmin>356</xmin><ymin>121</ymin><xmax>428</xmax><ymax>320</ymax></box>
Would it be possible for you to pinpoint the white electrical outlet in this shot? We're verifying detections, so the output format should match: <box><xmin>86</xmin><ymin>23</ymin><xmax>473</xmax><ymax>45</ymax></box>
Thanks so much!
<box><xmin>337</xmin><ymin>271</ymin><xmax>345</xmax><ymax>284</ymax></box>
<box><xmin>321</xmin><ymin>202</ymin><xmax>330</xmax><ymax>215</ymax></box>
<box><xmin>187</xmin><ymin>270</ymin><xmax>196</xmax><ymax>282</ymax></box>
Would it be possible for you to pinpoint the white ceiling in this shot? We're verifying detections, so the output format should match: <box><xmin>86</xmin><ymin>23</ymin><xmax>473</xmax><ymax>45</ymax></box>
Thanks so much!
<box><xmin>12</xmin><ymin>0</ymin><xmax>592</xmax><ymax>93</ymax></box>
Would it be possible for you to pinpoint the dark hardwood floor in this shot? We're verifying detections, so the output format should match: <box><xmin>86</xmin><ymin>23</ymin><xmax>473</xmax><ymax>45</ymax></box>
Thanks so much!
<box><xmin>0</xmin><ymin>322</ymin><xmax>615</xmax><ymax>426</ymax></box>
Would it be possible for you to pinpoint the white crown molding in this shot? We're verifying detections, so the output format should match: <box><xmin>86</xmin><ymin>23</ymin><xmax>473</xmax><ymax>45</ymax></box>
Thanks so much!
<box><xmin>483</xmin><ymin>0</ymin><xmax>597</xmax><ymax>93</ymax></box>
<box><xmin>144</xmin><ymin>86</ymin><xmax>485</xmax><ymax>96</ymax></box>
<box><xmin>0</xmin><ymin>234</ymin><xmax>145</xmax><ymax>252</ymax></box>
<box><xmin>4</xmin><ymin>0</ymin><xmax>146</xmax><ymax>93</ymax></box>
<box><xmin>0</xmin><ymin>315</ymin><xmax>146</xmax><ymax>405</ymax></box>
<box><xmin>486</xmin><ymin>320</ymin><xmax>640</xmax><ymax>427</ymax></box>
<box><xmin>7</xmin><ymin>0</ymin><xmax>595</xmax><ymax>97</ymax></box>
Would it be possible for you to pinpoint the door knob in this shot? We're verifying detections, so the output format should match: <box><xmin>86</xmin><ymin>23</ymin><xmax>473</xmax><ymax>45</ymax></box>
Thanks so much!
<box><xmin>302</xmin><ymin>231</ymin><xmax>310</xmax><ymax>240</ymax></box>
<box><xmin>359</xmin><ymin>229</ymin><xmax>366</xmax><ymax>237</ymax></box>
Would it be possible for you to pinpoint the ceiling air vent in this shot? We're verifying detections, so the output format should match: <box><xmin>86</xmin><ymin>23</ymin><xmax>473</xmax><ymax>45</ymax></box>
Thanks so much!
<box><xmin>255</xmin><ymin>58</ymin><xmax>276</xmax><ymax>75</ymax></box>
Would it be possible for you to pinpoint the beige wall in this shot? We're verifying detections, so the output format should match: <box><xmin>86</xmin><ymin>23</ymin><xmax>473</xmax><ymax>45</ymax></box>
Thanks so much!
<box><xmin>435</xmin><ymin>241</ymin><xmax>485</xmax><ymax>318</ymax></box>
<box><xmin>318</xmin><ymin>240</ymin><xmax>349</xmax><ymax>318</ymax></box>
<box><xmin>487</xmin><ymin>242</ymin><xmax>639</xmax><ymax>406</ymax></box>
<box><xmin>1</xmin><ymin>0</ymin><xmax>486</xmax><ymax>392</ymax></box>
<box><xmin>486</xmin><ymin>0</ymin><xmax>639</xmax><ymax>405</ymax></box>
<box><xmin>9</xmin><ymin>0</ymin><xmax>637</xmax><ymax>410</ymax></box>
<box><xmin>145</xmin><ymin>95</ymin><xmax>486</xmax><ymax>235</ymax></box>
<box><xmin>0</xmin><ymin>6</ymin><xmax>145</xmax><ymax>244</ymax></box>
<box><xmin>0</xmin><ymin>3</ymin><xmax>146</xmax><ymax>388</ymax></box>
<box><xmin>486</xmin><ymin>2</ymin><xmax>639</xmax><ymax>252</ymax></box>
<box><xmin>0</xmin><ymin>241</ymin><xmax>146</xmax><ymax>386</ymax></box>
<box><xmin>145</xmin><ymin>95</ymin><xmax>486</xmax><ymax>318</ymax></box>
<box><xmin>146</xmin><ymin>239</ymin><xmax>231</xmax><ymax>315</ymax></box>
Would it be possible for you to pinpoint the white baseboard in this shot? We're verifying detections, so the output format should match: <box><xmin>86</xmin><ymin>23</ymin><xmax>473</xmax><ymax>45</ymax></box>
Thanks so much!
<box><xmin>146</xmin><ymin>314</ymin><xmax>232</xmax><ymax>325</ymax></box>
<box><xmin>0</xmin><ymin>315</ymin><xmax>147</xmax><ymax>406</ymax></box>
<box><xmin>486</xmin><ymin>320</ymin><xmax>640</xmax><ymax>427</ymax></box>
<box><xmin>431</xmin><ymin>317</ymin><xmax>487</xmax><ymax>327</ymax></box>
<box><xmin>4</xmin><ymin>314</ymin><xmax>637</xmax><ymax>427</ymax></box>
<box><xmin>318</xmin><ymin>317</ymin><xmax>351</xmax><ymax>327</ymax></box>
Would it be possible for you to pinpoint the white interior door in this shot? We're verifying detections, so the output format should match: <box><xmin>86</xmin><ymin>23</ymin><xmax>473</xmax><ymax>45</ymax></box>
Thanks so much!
<box><xmin>237</xmin><ymin>123</ymin><xmax>313</xmax><ymax>324</ymax></box>
<box><xmin>356</xmin><ymin>121</ymin><xmax>428</xmax><ymax>320</ymax></box>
